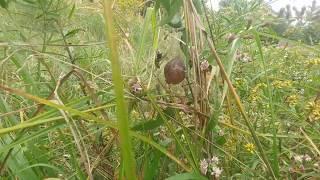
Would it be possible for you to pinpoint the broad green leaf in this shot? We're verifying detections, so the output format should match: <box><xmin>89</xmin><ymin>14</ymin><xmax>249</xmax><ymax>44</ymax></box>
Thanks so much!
<box><xmin>22</xmin><ymin>0</ymin><xmax>35</xmax><ymax>4</ymax></box>
<box><xmin>143</xmin><ymin>149</ymin><xmax>161</xmax><ymax>179</ymax></box>
<box><xmin>156</xmin><ymin>0</ymin><xmax>170</xmax><ymax>12</ymax></box>
<box><xmin>166</xmin><ymin>172</ymin><xmax>207</xmax><ymax>180</ymax></box>
<box><xmin>131</xmin><ymin>117</ymin><xmax>164</xmax><ymax>131</ymax></box>
<box><xmin>158</xmin><ymin>0</ymin><xmax>183</xmax><ymax>27</ymax></box>
<box><xmin>192</xmin><ymin>0</ymin><xmax>203</xmax><ymax>15</ymax></box>
<box><xmin>0</xmin><ymin>0</ymin><xmax>8</xmax><ymax>8</ymax></box>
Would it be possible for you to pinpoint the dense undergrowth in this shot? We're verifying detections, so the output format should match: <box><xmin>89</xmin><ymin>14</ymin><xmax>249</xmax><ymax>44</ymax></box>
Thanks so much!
<box><xmin>0</xmin><ymin>0</ymin><xmax>319</xmax><ymax>179</ymax></box>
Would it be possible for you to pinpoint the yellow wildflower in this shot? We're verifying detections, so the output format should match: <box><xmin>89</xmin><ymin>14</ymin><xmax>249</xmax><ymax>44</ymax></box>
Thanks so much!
<box><xmin>244</xmin><ymin>143</ymin><xmax>255</xmax><ymax>154</ymax></box>
<box><xmin>272</xmin><ymin>80</ymin><xmax>292</xmax><ymax>89</ymax></box>
<box><xmin>307</xmin><ymin>58</ymin><xmax>320</xmax><ymax>66</ymax></box>
<box><xmin>131</xmin><ymin>110</ymin><xmax>140</xmax><ymax>119</ymax></box>
<box><xmin>286</xmin><ymin>95</ymin><xmax>299</xmax><ymax>106</ymax></box>
<box><xmin>306</xmin><ymin>101</ymin><xmax>320</xmax><ymax>122</ymax></box>
<box><xmin>234</xmin><ymin>78</ymin><xmax>245</xmax><ymax>87</ymax></box>
<box><xmin>249</xmin><ymin>83</ymin><xmax>266</xmax><ymax>103</ymax></box>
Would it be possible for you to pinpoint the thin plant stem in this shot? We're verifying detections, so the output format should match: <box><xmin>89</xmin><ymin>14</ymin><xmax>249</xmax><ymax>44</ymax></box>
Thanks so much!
<box><xmin>206</xmin><ymin>35</ymin><xmax>277</xmax><ymax>180</ymax></box>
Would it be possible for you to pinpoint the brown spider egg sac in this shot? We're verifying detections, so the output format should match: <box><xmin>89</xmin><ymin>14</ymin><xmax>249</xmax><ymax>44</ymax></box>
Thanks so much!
<box><xmin>164</xmin><ymin>57</ymin><xmax>186</xmax><ymax>85</ymax></box>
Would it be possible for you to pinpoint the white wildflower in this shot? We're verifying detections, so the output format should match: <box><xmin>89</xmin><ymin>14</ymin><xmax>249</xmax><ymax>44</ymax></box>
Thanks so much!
<box><xmin>131</xmin><ymin>83</ymin><xmax>142</xmax><ymax>93</ymax></box>
<box><xmin>87</xmin><ymin>81</ymin><xmax>98</xmax><ymax>90</ymax></box>
<box><xmin>218</xmin><ymin>130</ymin><xmax>224</xmax><ymax>136</ymax></box>
<box><xmin>201</xmin><ymin>156</ymin><xmax>223</xmax><ymax>177</ymax></box>
<box><xmin>304</xmin><ymin>154</ymin><xmax>312</xmax><ymax>162</ymax></box>
<box><xmin>200</xmin><ymin>159</ymin><xmax>208</xmax><ymax>175</ymax></box>
<box><xmin>181</xmin><ymin>134</ymin><xmax>185</xmax><ymax>140</ymax></box>
<box><xmin>210</xmin><ymin>156</ymin><xmax>219</xmax><ymax>164</ymax></box>
<box><xmin>200</xmin><ymin>60</ymin><xmax>210</xmax><ymax>71</ymax></box>
<box><xmin>211</xmin><ymin>166</ymin><xmax>223</xmax><ymax>178</ymax></box>
<box><xmin>294</xmin><ymin>155</ymin><xmax>303</xmax><ymax>163</ymax></box>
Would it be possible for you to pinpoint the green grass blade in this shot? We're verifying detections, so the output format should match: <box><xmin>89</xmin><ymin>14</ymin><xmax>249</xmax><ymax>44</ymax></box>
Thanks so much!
<box><xmin>102</xmin><ymin>1</ymin><xmax>137</xmax><ymax>179</ymax></box>
<box><xmin>0</xmin><ymin>123</ymin><xmax>63</xmax><ymax>154</ymax></box>
<box><xmin>136</xmin><ymin>7</ymin><xmax>153</xmax><ymax>74</ymax></box>
<box><xmin>220</xmin><ymin>38</ymin><xmax>241</xmax><ymax>107</ymax></box>
<box><xmin>253</xmin><ymin>30</ymin><xmax>279</xmax><ymax>177</ymax></box>
<box><xmin>206</xmin><ymin>36</ymin><xmax>277</xmax><ymax>179</ymax></box>
<box><xmin>0</xmin><ymin>84</ymin><xmax>189</xmax><ymax>173</ymax></box>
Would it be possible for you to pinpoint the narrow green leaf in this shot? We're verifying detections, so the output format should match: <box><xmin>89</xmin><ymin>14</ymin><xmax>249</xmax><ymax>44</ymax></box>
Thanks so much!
<box><xmin>68</xmin><ymin>3</ymin><xmax>76</xmax><ymax>19</ymax></box>
<box><xmin>0</xmin><ymin>85</ymin><xmax>189</xmax><ymax>172</ymax></box>
<box><xmin>220</xmin><ymin>38</ymin><xmax>241</xmax><ymax>107</ymax></box>
<box><xmin>16</xmin><ymin>163</ymin><xmax>63</xmax><ymax>174</ymax></box>
<box><xmin>0</xmin><ymin>123</ymin><xmax>63</xmax><ymax>154</ymax></box>
<box><xmin>135</xmin><ymin>7</ymin><xmax>154</xmax><ymax>73</ymax></box>
<box><xmin>64</xmin><ymin>28</ymin><xmax>84</xmax><ymax>38</ymax></box>
<box><xmin>102</xmin><ymin>1</ymin><xmax>137</xmax><ymax>179</ymax></box>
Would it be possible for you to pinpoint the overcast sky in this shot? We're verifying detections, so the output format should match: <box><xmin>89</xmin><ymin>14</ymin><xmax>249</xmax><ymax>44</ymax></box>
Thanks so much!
<box><xmin>208</xmin><ymin>0</ymin><xmax>317</xmax><ymax>12</ymax></box>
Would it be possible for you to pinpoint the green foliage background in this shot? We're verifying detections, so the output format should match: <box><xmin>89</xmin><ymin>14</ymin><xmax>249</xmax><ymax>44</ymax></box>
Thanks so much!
<box><xmin>0</xmin><ymin>0</ymin><xmax>319</xmax><ymax>179</ymax></box>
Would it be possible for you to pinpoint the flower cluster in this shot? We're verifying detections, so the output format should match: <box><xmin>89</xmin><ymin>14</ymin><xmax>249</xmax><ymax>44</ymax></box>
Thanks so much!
<box><xmin>131</xmin><ymin>83</ymin><xmax>142</xmax><ymax>94</ymax></box>
<box><xmin>307</xmin><ymin>58</ymin><xmax>320</xmax><ymax>66</ymax></box>
<box><xmin>293</xmin><ymin>154</ymin><xmax>312</xmax><ymax>163</ymax></box>
<box><xmin>128</xmin><ymin>77</ymin><xmax>143</xmax><ymax>94</ymax></box>
<box><xmin>249</xmin><ymin>83</ymin><xmax>266</xmax><ymax>103</ymax></box>
<box><xmin>234</xmin><ymin>78</ymin><xmax>245</xmax><ymax>87</ymax></box>
<box><xmin>306</xmin><ymin>101</ymin><xmax>320</xmax><ymax>122</ymax></box>
<box><xmin>286</xmin><ymin>94</ymin><xmax>299</xmax><ymax>106</ymax></box>
<box><xmin>290</xmin><ymin>152</ymin><xmax>320</xmax><ymax>178</ymax></box>
<box><xmin>86</xmin><ymin>81</ymin><xmax>99</xmax><ymax>90</ymax></box>
<box><xmin>236</xmin><ymin>52</ymin><xmax>251</xmax><ymax>63</ymax></box>
<box><xmin>131</xmin><ymin>110</ymin><xmax>140</xmax><ymax>119</ymax></box>
<box><xmin>244</xmin><ymin>143</ymin><xmax>255</xmax><ymax>154</ymax></box>
<box><xmin>200</xmin><ymin>156</ymin><xmax>223</xmax><ymax>178</ymax></box>
<box><xmin>200</xmin><ymin>60</ymin><xmax>210</xmax><ymax>71</ymax></box>
<box><xmin>271</xmin><ymin>80</ymin><xmax>292</xmax><ymax>89</ymax></box>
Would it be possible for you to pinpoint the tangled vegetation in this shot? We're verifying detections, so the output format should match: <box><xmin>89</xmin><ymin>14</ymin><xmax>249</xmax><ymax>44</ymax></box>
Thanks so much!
<box><xmin>0</xmin><ymin>0</ymin><xmax>319</xmax><ymax>179</ymax></box>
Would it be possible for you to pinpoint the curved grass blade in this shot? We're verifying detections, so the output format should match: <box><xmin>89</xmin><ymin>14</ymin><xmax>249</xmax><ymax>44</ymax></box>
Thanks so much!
<box><xmin>0</xmin><ymin>84</ymin><xmax>190</xmax><ymax>172</ymax></box>
<box><xmin>102</xmin><ymin>0</ymin><xmax>137</xmax><ymax>179</ymax></box>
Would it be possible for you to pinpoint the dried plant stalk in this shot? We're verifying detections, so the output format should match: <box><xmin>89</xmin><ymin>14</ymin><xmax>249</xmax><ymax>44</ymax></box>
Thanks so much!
<box><xmin>183</xmin><ymin>0</ymin><xmax>209</xmax><ymax>128</ymax></box>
